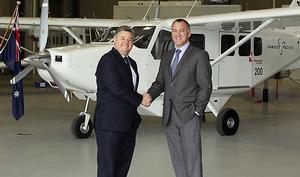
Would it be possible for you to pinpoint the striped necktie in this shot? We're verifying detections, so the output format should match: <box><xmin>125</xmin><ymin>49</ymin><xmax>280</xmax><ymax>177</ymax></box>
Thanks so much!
<box><xmin>124</xmin><ymin>57</ymin><xmax>131</xmax><ymax>71</ymax></box>
<box><xmin>170</xmin><ymin>49</ymin><xmax>181</xmax><ymax>76</ymax></box>
<box><xmin>124</xmin><ymin>57</ymin><xmax>134</xmax><ymax>89</ymax></box>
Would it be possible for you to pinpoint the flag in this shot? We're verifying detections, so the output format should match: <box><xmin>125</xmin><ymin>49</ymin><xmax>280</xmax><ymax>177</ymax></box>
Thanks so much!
<box><xmin>0</xmin><ymin>8</ymin><xmax>24</xmax><ymax>120</ymax></box>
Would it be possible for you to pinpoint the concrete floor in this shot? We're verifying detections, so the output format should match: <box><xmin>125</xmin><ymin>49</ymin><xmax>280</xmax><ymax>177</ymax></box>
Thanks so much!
<box><xmin>1</xmin><ymin>74</ymin><xmax>300</xmax><ymax>177</ymax></box>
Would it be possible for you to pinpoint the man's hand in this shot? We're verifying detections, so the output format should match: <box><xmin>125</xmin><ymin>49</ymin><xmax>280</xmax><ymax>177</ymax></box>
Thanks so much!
<box><xmin>141</xmin><ymin>93</ymin><xmax>152</xmax><ymax>107</ymax></box>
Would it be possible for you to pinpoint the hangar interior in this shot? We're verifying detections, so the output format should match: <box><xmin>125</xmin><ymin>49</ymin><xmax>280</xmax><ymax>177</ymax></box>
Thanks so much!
<box><xmin>1</xmin><ymin>0</ymin><xmax>300</xmax><ymax>177</ymax></box>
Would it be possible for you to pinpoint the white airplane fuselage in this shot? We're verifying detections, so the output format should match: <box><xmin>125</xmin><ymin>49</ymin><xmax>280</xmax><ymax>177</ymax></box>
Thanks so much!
<box><xmin>37</xmin><ymin>24</ymin><xmax>300</xmax><ymax>117</ymax></box>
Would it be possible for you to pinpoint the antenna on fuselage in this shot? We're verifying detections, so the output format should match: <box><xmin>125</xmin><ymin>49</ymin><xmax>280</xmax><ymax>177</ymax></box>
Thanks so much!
<box><xmin>186</xmin><ymin>0</ymin><xmax>199</xmax><ymax>18</ymax></box>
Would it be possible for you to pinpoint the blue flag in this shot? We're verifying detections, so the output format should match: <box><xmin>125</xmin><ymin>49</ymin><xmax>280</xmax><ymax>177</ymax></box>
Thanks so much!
<box><xmin>0</xmin><ymin>10</ymin><xmax>24</xmax><ymax>120</ymax></box>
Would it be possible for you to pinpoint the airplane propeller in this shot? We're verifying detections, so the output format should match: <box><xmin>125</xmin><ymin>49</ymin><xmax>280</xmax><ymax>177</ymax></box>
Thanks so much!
<box><xmin>39</xmin><ymin>0</ymin><xmax>48</xmax><ymax>52</ymax></box>
<box><xmin>10</xmin><ymin>0</ymin><xmax>70</xmax><ymax>102</ymax></box>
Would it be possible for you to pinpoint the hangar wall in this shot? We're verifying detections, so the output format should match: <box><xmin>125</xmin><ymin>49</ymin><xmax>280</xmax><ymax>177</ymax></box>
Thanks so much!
<box><xmin>0</xmin><ymin>0</ymin><xmax>299</xmax><ymax>61</ymax></box>
<box><xmin>118</xmin><ymin>0</ymin><xmax>294</xmax><ymax>11</ymax></box>
<box><xmin>0</xmin><ymin>0</ymin><xmax>296</xmax><ymax>17</ymax></box>
<box><xmin>230</xmin><ymin>0</ymin><xmax>294</xmax><ymax>10</ymax></box>
<box><xmin>114</xmin><ymin>2</ymin><xmax>241</xmax><ymax>19</ymax></box>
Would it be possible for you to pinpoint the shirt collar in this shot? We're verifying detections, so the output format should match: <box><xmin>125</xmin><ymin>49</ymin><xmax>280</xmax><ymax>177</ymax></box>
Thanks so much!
<box><xmin>175</xmin><ymin>42</ymin><xmax>190</xmax><ymax>54</ymax></box>
<box><xmin>113</xmin><ymin>47</ymin><xmax>128</xmax><ymax>59</ymax></box>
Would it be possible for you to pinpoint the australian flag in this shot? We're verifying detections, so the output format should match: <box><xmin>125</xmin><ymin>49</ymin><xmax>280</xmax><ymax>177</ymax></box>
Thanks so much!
<box><xmin>0</xmin><ymin>10</ymin><xmax>24</xmax><ymax>120</ymax></box>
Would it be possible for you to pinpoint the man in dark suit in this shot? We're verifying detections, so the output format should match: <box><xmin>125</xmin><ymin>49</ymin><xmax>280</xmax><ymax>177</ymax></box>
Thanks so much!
<box><xmin>94</xmin><ymin>25</ymin><xmax>147</xmax><ymax>177</ymax></box>
<box><xmin>145</xmin><ymin>19</ymin><xmax>212</xmax><ymax>177</ymax></box>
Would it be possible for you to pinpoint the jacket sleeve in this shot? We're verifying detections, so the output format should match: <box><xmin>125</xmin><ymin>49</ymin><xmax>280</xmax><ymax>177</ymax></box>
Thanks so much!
<box><xmin>195</xmin><ymin>51</ymin><xmax>212</xmax><ymax>116</ymax></box>
<box><xmin>97</xmin><ymin>58</ymin><xmax>142</xmax><ymax>106</ymax></box>
<box><xmin>147</xmin><ymin>56</ymin><xmax>166</xmax><ymax>101</ymax></box>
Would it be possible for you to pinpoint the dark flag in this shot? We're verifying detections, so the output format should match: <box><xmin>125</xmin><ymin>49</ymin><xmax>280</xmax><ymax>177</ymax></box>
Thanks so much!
<box><xmin>0</xmin><ymin>8</ymin><xmax>24</xmax><ymax>120</ymax></box>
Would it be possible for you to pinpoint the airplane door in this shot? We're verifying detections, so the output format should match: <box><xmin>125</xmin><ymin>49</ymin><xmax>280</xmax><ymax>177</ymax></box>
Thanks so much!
<box><xmin>250</xmin><ymin>37</ymin><xmax>263</xmax><ymax>86</ymax></box>
<box><xmin>200</xmin><ymin>30</ymin><xmax>219</xmax><ymax>89</ymax></box>
<box><xmin>218</xmin><ymin>33</ymin><xmax>252</xmax><ymax>88</ymax></box>
<box><xmin>148</xmin><ymin>29</ymin><xmax>173</xmax><ymax>87</ymax></box>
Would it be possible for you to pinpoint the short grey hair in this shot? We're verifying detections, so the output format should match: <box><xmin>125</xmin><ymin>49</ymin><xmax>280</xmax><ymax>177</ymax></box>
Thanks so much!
<box><xmin>172</xmin><ymin>18</ymin><xmax>190</xmax><ymax>30</ymax></box>
<box><xmin>115</xmin><ymin>25</ymin><xmax>135</xmax><ymax>38</ymax></box>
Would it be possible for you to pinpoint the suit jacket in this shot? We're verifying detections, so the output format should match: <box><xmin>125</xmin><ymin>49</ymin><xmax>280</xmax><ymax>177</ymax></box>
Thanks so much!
<box><xmin>148</xmin><ymin>44</ymin><xmax>212</xmax><ymax>125</ymax></box>
<box><xmin>95</xmin><ymin>47</ymin><xmax>142</xmax><ymax>132</ymax></box>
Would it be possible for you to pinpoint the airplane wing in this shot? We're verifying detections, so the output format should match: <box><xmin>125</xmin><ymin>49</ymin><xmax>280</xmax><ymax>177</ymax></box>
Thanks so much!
<box><xmin>0</xmin><ymin>17</ymin><xmax>131</xmax><ymax>29</ymax></box>
<box><xmin>158</xmin><ymin>7</ymin><xmax>300</xmax><ymax>31</ymax></box>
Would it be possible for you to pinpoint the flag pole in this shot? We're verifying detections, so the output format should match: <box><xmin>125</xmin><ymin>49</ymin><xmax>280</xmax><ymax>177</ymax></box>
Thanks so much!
<box><xmin>0</xmin><ymin>1</ymin><xmax>21</xmax><ymax>49</ymax></box>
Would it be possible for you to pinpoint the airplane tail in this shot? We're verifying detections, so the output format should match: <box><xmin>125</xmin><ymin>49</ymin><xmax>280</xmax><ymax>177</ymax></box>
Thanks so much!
<box><xmin>289</xmin><ymin>0</ymin><xmax>300</xmax><ymax>7</ymax></box>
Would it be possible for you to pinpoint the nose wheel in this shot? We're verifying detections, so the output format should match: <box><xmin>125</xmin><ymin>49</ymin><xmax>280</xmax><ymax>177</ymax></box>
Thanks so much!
<box><xmin>71</xmin><ymin>114</ymin><xmax>93</xmax><ymax>139</ymax></box>
<box><xmin>216</xmin><ymin>108</ymin><xmax>239</xmax><ymax>136</ymax></box>
<box><xmin>71</xmin><ymin>96</ymin><xmax>93</xmax><ymax>139</ymax></box>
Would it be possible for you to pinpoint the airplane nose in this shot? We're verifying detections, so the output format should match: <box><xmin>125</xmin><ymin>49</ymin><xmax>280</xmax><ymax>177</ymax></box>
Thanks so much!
<box><xmin>10</xmin><ymin>50</ymin><xmax>51</xmax><ymax>85</ymax></box>
<box><xmin>24</xmin><ymin>50</ymin><xmax>51</xmax><ymax>69</ymax></box>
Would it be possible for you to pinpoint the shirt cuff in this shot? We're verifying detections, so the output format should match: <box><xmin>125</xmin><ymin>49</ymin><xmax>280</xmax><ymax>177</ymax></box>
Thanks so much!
<box><xmin>195</xmin><ymin>111</ymin><xmax>200</xmax><ymax>116</ymax></box>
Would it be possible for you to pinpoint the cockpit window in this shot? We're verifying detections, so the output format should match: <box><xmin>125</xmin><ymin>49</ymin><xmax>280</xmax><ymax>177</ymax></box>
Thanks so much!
<box><xmin>92</xmin><ymin>26</ymin><xmax>155</xmax><ymax>47</ymax></box>
<box><xmin>98</xmin><ymin>27</ymin><xmax>118</xmax><ymax>42</ymax></box>
<box><xmin>132</xmin><ymin>26</ymin><xmax>155</xmax><ymax>49</ymax></box>
<box><xmin>151</xmin><ymin>29</ymin><xmax>206</xmax><ymax>60</ymax></box>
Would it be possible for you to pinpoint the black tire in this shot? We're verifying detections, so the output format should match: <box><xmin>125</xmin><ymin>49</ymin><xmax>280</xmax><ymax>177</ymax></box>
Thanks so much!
<box><xmin>216</xmin><ymin>108</ymin><xmax>239</xmax><ymax>136</ymax></box>
<box><xmin>263</xmin><ymin>88</ymin><xmax>269</xmax><ymax>103</ymax></box>
<box><xmin>71</xmin><ymin>115</ymin><xmax>93</xmax><ymax>139</ymax></box>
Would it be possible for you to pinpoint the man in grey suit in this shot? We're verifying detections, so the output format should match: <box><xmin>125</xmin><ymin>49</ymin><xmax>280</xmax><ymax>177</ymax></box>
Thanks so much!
<box><xmin>145</xmin><ymin>19</ymin><xmax>212</xmax><ymax>177</ymax></box>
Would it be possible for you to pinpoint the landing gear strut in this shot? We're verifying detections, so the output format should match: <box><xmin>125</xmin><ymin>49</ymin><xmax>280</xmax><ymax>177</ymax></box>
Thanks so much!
<box><xmin>71</xmin><ymin>96</ymin><xmax>94</xmax><ymax>139</ymax></box>
<box><xmin>216</xmin><ymin>108</ymin><xmax>239</xmax><ymax>136</ymax></box>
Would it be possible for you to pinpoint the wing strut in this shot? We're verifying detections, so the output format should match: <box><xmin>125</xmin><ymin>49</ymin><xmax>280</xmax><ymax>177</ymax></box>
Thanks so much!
<box><xmin>186</xmin><ymin>0</ymin><xmax>198</xmax><ymax>18</ymax></box>
<box><xmin>211</xmin><ymin>18</ymin><xmax>275</xmax><ymax>67</ymax></box>
<box><xmin>61</xmin><ymin>26</ymin><xmax>84</xmax><ymax>44</ymax></box>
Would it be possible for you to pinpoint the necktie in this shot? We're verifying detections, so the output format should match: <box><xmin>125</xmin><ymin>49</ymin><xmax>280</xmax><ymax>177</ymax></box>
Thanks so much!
<box><xmin>170</xmin><ymin>49</ymin><xmax>181</xmax><ymax>76</ymax></box>
<box><xmin>124</xmin><ymin>57</ymin><xmax>134</xmax><ymax>88</ymax></box>
<box><xmin>124</xmin><ymin>57</ymin><xmax>131</xmax><ymax>71</ymax></box>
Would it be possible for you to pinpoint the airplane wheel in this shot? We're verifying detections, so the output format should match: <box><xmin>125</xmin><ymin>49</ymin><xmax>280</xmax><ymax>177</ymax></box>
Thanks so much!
<box><xmin>216</xmin><ymin>108</ymin><xmax>239</xmax><ymax>136</ymax></box>
<box><xmin>71</xmin><ymin>115</ymin><xmax>93</xmax><ymax>139</ymax></box>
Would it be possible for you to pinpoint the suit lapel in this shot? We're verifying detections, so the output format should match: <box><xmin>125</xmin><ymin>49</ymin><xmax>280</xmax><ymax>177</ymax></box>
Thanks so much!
<box><xmin>166</xmin><ymin>49</ymin><xmax>175</xmax><ymax>81</ymax></box>
<box><xmin>171</xmin><ymin>45</ymin><xmax>193</xmax><ymax>80</ymax></box>
<box><xmin>111</xmin><ymin>48</ymin><xmax>134</xmax><ymax>90</ymax></box>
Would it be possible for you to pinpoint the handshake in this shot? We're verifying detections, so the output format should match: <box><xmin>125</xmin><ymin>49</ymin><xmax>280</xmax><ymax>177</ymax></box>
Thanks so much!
<box><xmin>141</xmin><ymin>93</ymin><xmax>152</xmax><ymax>107</ymax></box>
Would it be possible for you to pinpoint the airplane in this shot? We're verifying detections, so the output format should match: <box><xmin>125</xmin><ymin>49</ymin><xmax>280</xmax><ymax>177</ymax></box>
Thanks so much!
<box><xmin>1</xmin><ymin>0</ymin><xmax>300</xmax><ymax>139</ymax></box>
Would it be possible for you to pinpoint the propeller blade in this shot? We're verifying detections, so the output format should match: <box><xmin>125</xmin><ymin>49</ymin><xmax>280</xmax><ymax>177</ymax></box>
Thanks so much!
<box><xmin>10</xmin><ymin>65</ymin><xmax>34</xmax><ymax>84</ymax></box>
<box><xmin>42</xmin><ymin>63</ymin><xmax>70</xmax><ymax>102</ymax></box>
<box><xmin>39</xmin><ymin>0</ymin><xmax>49</xmax><ymax>52</ymax></box>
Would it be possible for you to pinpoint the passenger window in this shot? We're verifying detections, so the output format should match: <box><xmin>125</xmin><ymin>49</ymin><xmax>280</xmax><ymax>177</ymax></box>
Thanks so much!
<box><xmin>239</xmin><ymin>35</ymin><xmax>251</xmax><ymax>56</ymax></box>
<box><xmin>151</xmin><ymin>30</ymin><xmax>174</xmax><ymax>60</ymax></box>
<box><xmin>254</xmin><ymin>37</ymin><xmax>262</xmax><ymax>56</ymax></box>
<box><xmin>189</xmin><ymin>34</ymin><xmax>205</xmax><ymax>50</ymax></box>
<box><xmin>221</xmin><ymin>35</ymin><xmax>235</xmax><ymax>56</ymax></box>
